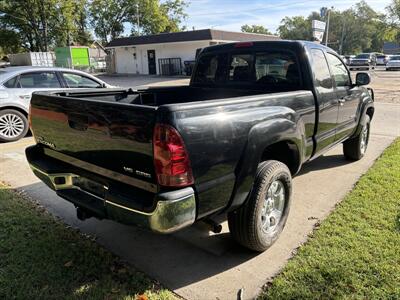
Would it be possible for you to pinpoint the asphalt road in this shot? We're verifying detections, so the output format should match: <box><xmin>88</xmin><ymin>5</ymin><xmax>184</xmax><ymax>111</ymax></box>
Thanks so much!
<box><xmin>1</xmin><ymin>100</ymin><xmax>399</xmax><ymax>299</ymax></box>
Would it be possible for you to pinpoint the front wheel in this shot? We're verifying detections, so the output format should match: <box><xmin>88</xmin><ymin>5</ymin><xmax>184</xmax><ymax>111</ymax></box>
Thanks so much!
<box><xmin>343</xmin><ymin>115</ymin><xmax>370</xmax><ymax>160</ymax></box>
<box><xmin>0</xmin><ymin>109</ymin><xmax>29</xmax><ymax>142</ymax></box>
<box><xmin>228</xmin><ymin>160</ymin><xmax>292</xmax><ymax>252</ymax></box>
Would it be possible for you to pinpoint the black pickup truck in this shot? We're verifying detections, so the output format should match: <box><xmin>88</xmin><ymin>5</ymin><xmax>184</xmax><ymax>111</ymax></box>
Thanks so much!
<box><xmin>26</xmin><ymin>41</ymin><xmax>374</xmax><ymax>251</ymax></box>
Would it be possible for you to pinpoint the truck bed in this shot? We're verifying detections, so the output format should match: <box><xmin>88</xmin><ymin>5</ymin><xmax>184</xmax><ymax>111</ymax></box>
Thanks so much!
<box><xmin>29</xmin><ymin>86</ymin><xmax>272</xmax><ymax>190</ymax></box>
<box><xmin>57</xmin><ymin>86</ymin><xmax>269</xmax><ymax>106</ymax></box>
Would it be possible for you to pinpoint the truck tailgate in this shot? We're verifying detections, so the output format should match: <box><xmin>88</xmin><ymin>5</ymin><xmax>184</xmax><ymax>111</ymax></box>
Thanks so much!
<box><xmin>30</xmin><ymin>92</ymin><xmax>158</xmax><ymax>189</ymax></box>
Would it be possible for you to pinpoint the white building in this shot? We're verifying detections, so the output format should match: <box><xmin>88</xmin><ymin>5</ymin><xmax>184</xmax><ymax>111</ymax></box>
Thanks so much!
<box><xmin>105</xmin><ymin>29</ymin><xmax>280</xmax><ymax>75</ymax></box>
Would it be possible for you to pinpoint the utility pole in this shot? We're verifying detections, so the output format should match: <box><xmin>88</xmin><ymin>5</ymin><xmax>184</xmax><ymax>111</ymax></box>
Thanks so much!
<box><xmin>339</xmin><ymin>17</ymin><xmax>346</xmax><ymax>54</ymax></box>
<box><xmin>136</xmin><ymin>3</ymin><xmax>140</xmax><ymax>35</ymax></box>
<box><xmin>324</xmin><ymin>8</ymin><xmax>331</xmax><ymax>46</ymax></box>
<box><xmin>39</xmin><ymin>0</ymin><xmax>48</xmax><ymax>52</ymax></box>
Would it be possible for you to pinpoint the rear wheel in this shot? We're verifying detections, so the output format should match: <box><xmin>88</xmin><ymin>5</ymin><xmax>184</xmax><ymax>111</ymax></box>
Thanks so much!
<box><xmin>0</xmin><ymin>109</ymin><xmax>29</xmax><ymax>142</ymax></box>
<box><xmin>228</xmin><ymin>160</ymin><xmax>292</xmax><ymax>252</ymax></box>
<box><xmin>343</xmin><ymin>115</ymin><xmax>370</xmax><ymax>160</ymax></box>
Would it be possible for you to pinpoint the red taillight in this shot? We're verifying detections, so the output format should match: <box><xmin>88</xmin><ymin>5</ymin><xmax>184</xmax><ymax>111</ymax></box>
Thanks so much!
<box><xmin>28</xmin><ymin>104</ymin><xmax>35</xmax><ymax>141</ymax></box>
<box><xmin>234</xmin><ymin>42</ymin><xmax>253</xmax><ymax>48</ymax></box>
<box><xmin>153</xmin><ymin>124</ymin><xmax>194</xmax><ymax>187</ymax></box>
<box><xmin>28</xmin><ymin>104</ymin><xmax>32</xmax><ymax>129</ymax></box>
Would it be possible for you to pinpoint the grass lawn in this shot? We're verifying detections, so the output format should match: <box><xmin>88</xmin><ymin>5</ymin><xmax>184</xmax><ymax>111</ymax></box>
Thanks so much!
<box><xmin>0</xmin><ymin>186</ymin><xmax>176</xmax><ymax>300</ymax></box>
<box><xmin>259</xmin><ymin>138</ymin><xmax>400</xmax><ymax>299</ymax></box>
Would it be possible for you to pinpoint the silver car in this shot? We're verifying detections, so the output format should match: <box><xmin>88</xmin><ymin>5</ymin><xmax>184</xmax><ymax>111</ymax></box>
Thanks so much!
<box><xmin>386</xmin><ymin>55</ymin><xmax>400</xmax><ymax>71</ymax></box>
<box><xmin>0</xmin><ymin>66</ymin><xmax>111</xmax><ymax>142</ymax></box>
<box><xmin>376</xmin><ymin>54</ymin><xmax>389</xmax><ymax>66</ymax></box>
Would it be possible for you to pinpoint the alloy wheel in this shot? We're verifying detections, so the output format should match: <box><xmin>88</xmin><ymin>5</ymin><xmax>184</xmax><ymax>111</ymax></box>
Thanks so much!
<box><xmin>261</xmin><ymin>180</ymin><xmax>286</xmax><ymax>233</ymax></box>
<box><xmin>0</xmin><ymin>113</ymin><xmax>25</xmax><ymax>139</ymax></box>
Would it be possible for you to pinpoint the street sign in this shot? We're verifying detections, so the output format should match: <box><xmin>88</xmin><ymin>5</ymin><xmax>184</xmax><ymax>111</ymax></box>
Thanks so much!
<box><xmin>312</xmin><ymin>20</ymin><xmax>326</xmax><ymax>43</ymax></box>
<box><xmin>312</xmin><ymin>20</ymin><xmax>326</xmax><ymax>31</ymax></box>
<box><xmin>313</xmin><ymin>31</ymin><xmax>324</xmax><ymax>42</ymax></box>
<box><xmin>320</xmin><ymin>7</ymin><xmax>327</xmax><ymax>18</ymax></box>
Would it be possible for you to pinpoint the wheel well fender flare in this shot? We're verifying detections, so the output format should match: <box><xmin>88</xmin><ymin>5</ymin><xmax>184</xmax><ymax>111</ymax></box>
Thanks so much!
<box><xmin>352</xmin><ymin>100</ymin><xmax>374</xmax><ymax>138</ymax></box>
<box><xmin>228</xmin><ymin>116</ymin><xmax>305</xmax><ymax>210</ymax></box>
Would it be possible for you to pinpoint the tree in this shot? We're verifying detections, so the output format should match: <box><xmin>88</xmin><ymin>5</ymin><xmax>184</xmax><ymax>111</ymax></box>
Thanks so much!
<box><xmin>387</xmin><ymin>0</ymin><xmax>400</xmax><ymax>42</ymax></box>
<box><xmin>0</xmin><ymin>28</ymin><xmax>23</xmax><ymax>54</ymax></box>
<box><xmin>130</xmin><ymin>0</ymin><xmax>187</xmax><ymax>35</ymax></box>
<box><xmin>89</xmin><ymin>0</ymin><xmax>187</xmax><ymax>44</ymax></box>
<box><xmin>160</xmin><ymin>0</ymin><xmax>188</xmax><ymax>32</ymax></box>
<box><xmin>277</xmin><ymin>16</ymin><xmax>313</xmax><ymax>40</ymax></box>
<box><xmin>0</xmin><ymin>0</ymin><xmax>91</xmax><ymax>53</ymax></box>
<box><xmin>277</xmin><ymin>1</ymin><xmax>392</xmax><ymax>54</ymax></box>
<box><xmin>89</xmin><ymin>0</ymin><xmax>132</xmax><ymax>44</ymax></box>
<box><xmin>241</xmin><ymin>24</ymin><xmax>272</xmax><ymax>35</ymax></box>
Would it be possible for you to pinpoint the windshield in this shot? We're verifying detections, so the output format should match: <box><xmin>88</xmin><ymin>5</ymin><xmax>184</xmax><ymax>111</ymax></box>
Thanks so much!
<box><xmin>192</xmin><ymin>50</ymin><xmax>301</xmax><ymax>91</ymax></box>
<box><xmin>390</xmin><ymin>56</ymin><xmax>400</xmax><ymax>60</ymax></box>
<box><xmin>355</xmin><ymin>54</ymin><xmax>370</xmax><ymax>59</ymax></box>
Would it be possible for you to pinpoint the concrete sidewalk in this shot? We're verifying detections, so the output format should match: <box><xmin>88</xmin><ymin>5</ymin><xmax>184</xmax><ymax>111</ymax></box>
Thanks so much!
<box><xmin>1</xmin><ymin>102</ymin><xmax>399</xmax><ymax>300</ymax></box>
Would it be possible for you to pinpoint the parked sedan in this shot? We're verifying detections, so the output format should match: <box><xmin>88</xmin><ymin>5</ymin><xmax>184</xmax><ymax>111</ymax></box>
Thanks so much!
<box><xmin>376</xmin><ymin>54</ymin><xmax>390</xmax><ymax>66</ymax></box>
<box><xmin>386</xmin><ymin>55</ymin><xmax>400</xmax><ymax>71</ymax></box>
<box><xmin>0</xmin><ymin>66</ymin><xmax>112</xmax><ymax>142</ymax></box>
<box><xmin>349</xmin><ymin>53</ymin><xmax>376</xmax><ymax>70</ymax></box>
<box><xmin>344</xmin><ymin>55</ymin><xmax>354</xmax><ymax>65</ymax></box>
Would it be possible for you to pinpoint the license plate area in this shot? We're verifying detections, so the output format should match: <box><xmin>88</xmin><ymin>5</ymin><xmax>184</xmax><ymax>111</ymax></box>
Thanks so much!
<box><xmin>73</xmin><ymin>177</ymin><xmax>107</xmax><ymax>199</ymax></box>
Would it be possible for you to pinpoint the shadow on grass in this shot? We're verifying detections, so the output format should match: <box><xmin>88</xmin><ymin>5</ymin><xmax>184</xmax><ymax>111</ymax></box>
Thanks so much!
<box><xmin>1</xmin><ymin>183</ymin><xmax>261</xmax><ymax>298</ymax></box>
<box><xmin>0</xmin><ymin>186</ymin><xmax>172</xmax><ymax>299</ymax></box>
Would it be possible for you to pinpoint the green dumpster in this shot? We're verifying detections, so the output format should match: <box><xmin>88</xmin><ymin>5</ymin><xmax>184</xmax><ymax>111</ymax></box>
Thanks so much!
<box><xmin>55</xmin><ymin>47</ymin><xmax>90</xmax><ymax>68</ymax></box>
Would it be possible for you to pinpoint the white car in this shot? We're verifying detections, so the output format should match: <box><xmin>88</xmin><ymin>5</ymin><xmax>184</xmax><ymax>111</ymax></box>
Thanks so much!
<box><xmin>386</xmin><ymin>55</ymin><xmax>400</xmax><ymax>71</ymax></box>
<box><xmin>0</xmin><ymin>66</ymin><xmax>112</xmax><ymax>142</ymax></box>
<box><xmin>376</xmin><ymin>54</ymin><xmax>390</xmax><ymax>66</ymax></box>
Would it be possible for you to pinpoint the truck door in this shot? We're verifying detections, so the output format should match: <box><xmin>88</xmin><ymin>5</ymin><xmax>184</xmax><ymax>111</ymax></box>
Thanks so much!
<box><xmin>310</xmin><ymin>48</ymin><xmax>339</xmax><ymax>154</ymax></box>
<box><xmin>326</xmin><ymin>53</ymin><xmax>360</xmax><ymax>142</ymax></box>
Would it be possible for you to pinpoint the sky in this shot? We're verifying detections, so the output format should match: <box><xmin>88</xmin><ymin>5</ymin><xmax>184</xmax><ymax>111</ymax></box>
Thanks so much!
<box><xmin>183</xmin><ymin>0</ymin><xmax>392</xmax><ymax>34</ymax></box>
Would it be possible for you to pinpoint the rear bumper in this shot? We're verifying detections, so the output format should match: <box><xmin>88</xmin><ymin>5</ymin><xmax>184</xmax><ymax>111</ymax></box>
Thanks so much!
<box><xmin>27</xmin><ymin>147</ymin><xmax>196</xmax><ymax>233</ymax></box>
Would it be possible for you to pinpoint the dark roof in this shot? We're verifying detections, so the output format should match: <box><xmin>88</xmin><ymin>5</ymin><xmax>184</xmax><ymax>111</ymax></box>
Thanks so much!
<box><xmin>383</xmin><ymin>42</ymin><xmax>400</xmax><ymax>54</ymax></box>
<box><xmin>200</xmin><ymin>40</ymin><xmax>327</xmax><ymax>56</ymax></box>
<box><xmin>383</xmin><ymin>42</ymin><xmax>400</xmax><ymax>50</ymax></box>
<box><xmin>105</xmin><ymin>29</ymin><xmax>280</xmax><ymax>48</ymax></box>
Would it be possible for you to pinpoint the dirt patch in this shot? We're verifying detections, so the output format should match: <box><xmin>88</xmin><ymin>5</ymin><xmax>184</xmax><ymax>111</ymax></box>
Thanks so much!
<box><xmin>369</xmin><ymin>70</ymin><xmax>400</xmax><ymax>104</ymax></box>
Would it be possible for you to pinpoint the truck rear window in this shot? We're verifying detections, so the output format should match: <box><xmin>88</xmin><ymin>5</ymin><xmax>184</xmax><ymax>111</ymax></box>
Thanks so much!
<box><xmin>193</xmin><ymin>51</ymin><xmax>301</xmax><ymax>91</ymax></box>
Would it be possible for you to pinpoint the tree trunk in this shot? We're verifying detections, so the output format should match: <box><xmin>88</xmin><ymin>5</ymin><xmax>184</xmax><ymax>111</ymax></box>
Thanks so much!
<box><xmin>39</xmin><ymin>0</ymin><xmax>48</xmax><ymax>51</ymax></box>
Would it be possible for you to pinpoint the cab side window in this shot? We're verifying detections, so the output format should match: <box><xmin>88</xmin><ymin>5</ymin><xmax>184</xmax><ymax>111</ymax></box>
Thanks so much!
<box><xmin>327</xmin><ymin>53</ymin><xmax>351</xmax><ymax>87</ymax></box>
<box><xmin>310</xmin><ymin>49</ymin><xmax>332</xmax><ymax>89</ymax></box>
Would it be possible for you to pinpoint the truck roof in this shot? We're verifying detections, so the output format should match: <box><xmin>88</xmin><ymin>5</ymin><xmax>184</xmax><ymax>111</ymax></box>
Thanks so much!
<box><xmin>200</xmin><ymin>40</ymin><xmax>333</xmax><ymax>54</ymax></box>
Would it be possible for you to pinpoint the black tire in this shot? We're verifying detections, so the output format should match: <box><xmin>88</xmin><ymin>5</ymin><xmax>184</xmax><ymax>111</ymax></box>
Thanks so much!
<box><xmin>0</xmin><ymin>109</ymin><xmax>29</xmax><ymax>142</ymax></box>
<box><xmin>228</xmin><ymin>160</ymin><xmax>292</xmax><ymax>252</ymax></box>
<box><xmin>343</xmin><ymin>115</ymin><xmax>371</xmax><ymax>161</ymax></box>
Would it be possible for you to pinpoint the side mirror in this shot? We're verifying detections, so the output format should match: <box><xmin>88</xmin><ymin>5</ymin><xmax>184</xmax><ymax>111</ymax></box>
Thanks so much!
<box><xmin>355</xmin><ymin>72</ymin><xmax>370</xmax><ymax>86</ymax></box>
